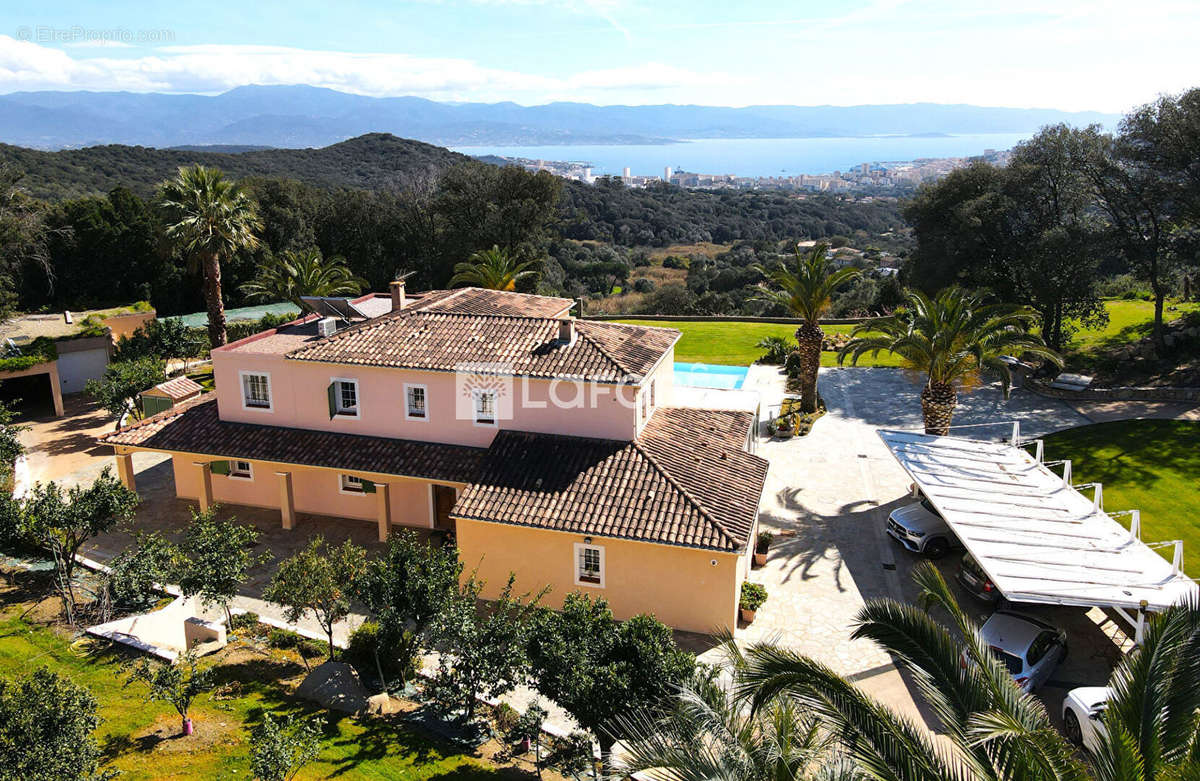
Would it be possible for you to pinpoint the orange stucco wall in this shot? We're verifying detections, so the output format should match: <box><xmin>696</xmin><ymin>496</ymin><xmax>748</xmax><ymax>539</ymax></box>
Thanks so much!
<box><xmin>169</xmin><ymin>454</ymin><xmax>444</xmax><ymax>527</ymax></box>
<box><xmin>454</xmin><ymin>517</ymin><xmax>742</xmax><ymax>634</ymax></box>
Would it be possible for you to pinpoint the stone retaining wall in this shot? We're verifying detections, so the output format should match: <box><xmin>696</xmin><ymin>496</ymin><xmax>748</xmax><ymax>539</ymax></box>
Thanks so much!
<box><xmin>1028</xmin><ymin>379</ymin><xmax>1200</xmax><ymax>403</ymax></box>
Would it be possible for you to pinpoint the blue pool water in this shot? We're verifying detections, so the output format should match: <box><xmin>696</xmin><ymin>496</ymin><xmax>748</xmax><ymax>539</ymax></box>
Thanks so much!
<box><xmin>674</xmin><ymin>362</ymin><xmax>749</xmax><ymax>390</ymax></box>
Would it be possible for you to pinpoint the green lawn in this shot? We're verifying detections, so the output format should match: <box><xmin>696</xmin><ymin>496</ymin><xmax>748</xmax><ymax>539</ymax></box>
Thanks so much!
<box><xmin>1067</xmin><ymin>299</ymin><xmax>1200</xmax><ymax>356</ymax></box>
<box><xmin>612</xmin><ymin>320</ymin><xmax>906</xmax><ymax>367</ymax></box>
<box><xmin>1041</xmin><ymin>420</ymin><xmax>1200</xmax><ymax>576</ymax></box>
<box><xmin>0</xmin><ymin>608</ymin><xmax>508</xmax><ymax>780</ymax></box>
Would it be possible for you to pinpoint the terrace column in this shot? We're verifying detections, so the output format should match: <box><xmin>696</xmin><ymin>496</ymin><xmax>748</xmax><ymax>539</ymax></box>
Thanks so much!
<box><xmin>276</xmin><ymin>471</ymin><xmax>295</xmax><ymax>531</ymax></box>
<box><xmin>193</xmin><ymin>461</ymin><xmax>214</xmax><ymax>513</ymax></box>
<box><xmin>47</xmin><ymin>362</ymin><xmax>64</xmax><ymax>417</ymax></box>
<box><xmin>114</xmin><ymin>451</ymin><xmax>136</xmax><ymax>493</ymax></box>
<box><xmin>375</xmin><ymin>482</ymin><xmax>392</xmax><ymax>543</ymax></box>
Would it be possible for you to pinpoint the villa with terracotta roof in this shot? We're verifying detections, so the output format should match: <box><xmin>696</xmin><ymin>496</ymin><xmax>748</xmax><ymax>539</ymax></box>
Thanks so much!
<box><xmin>101</xmin><ymin>282</ymin><xmax>768</xmax><ymax>632</ymax></box>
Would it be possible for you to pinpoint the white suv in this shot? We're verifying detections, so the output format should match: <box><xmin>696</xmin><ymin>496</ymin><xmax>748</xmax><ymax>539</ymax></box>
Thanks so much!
<box><xmin>886</xmin><ymin>498</ymin><xmax>958</xmax><ymax>558</ymax></box>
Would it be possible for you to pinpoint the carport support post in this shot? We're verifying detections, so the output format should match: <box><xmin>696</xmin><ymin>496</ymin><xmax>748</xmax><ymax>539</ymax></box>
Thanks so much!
<box><xmin>193</xmin><ymin>461</ymin><xmax>214</xmax><ymax>513</ymax></box>
<box><xmin>276</xmin><ymin>471</ymin><xmax>295</xmax><ymax>531</ymax></box>
<box><xmin>114</xmin><ymin>451</ymin><xmax>136</xmax><ymax>493</ymax></box>
<box><xmin>375</xmin><ymin>482</ymin><xmax>391</xmax><ymax>543</ymax></box>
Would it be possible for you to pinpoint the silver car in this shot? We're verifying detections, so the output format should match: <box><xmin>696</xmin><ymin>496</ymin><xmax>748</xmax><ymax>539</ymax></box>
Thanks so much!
<box><xmin>974</xmin><ymin>610</ymin><xmax>1068</xmax><ymax>692</ymax></box>
<box><xmin>886</xmin><ymin>498</ymin><xmax>958</xmax><ymax>558</ymax></box>
<box><xmin>1062</xmin><ymin>687</ymin><xmax>1109</xmax><ymax>753</ymax></box>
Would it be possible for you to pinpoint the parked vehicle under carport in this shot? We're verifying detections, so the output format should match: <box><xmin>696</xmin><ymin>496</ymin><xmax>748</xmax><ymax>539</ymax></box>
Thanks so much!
<box><xmin>886</xmin><ymin>498</ymin><xmax>959</xmax><ymax>558</ymax></box>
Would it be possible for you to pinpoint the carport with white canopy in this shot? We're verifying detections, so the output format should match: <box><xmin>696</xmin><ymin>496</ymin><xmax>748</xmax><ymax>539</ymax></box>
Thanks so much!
<box><xmin>878</xmin><ymin>427</ymin><xmax>1198</xmax><ymax>644</ymax></box>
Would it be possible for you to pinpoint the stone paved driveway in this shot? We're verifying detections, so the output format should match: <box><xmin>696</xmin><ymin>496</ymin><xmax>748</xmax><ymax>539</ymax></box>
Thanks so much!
<box><xmin>727</xmin><ymin>366</ymin><xmax>1128</xmax><ymax>727</ymax></box>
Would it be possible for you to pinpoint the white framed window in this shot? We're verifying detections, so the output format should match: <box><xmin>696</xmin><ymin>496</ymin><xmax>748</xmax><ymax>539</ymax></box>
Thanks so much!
<box><xmin>404</xmin><ymin>383</ymin><xmax>428</xmax><ymax>420</ymax></box>
<box><xmin>339</xmin><ymin>474</ymin><xmax>367</xmax><ymax>494</ymax></box>
<box><xmin>229</xmin><ymin>460</ymin><xmax>253</xmax><ymax>480</ymax></box>
<box><xmin>573</xmin><ymin>542</ymin><xmax>605</xmax><ymax>588</ymax></box>
<box><xmin>648</xmin><ymin>378</ymin><xmax>656</xmax><ymax>409</ymax></box>
<box><xmin>473</xmin><ymin>389</ymin><xmax>497</xmax><ymax>426</ymax></box>
<box><xmin>239</xmin><ymin>370</ymin><xmax>272</xmax><ymax>412</ymax></box>
<box><xmin>331</xmin><ymin>378</ymin><xmax>360</xmax><ymax>418</ymax></box>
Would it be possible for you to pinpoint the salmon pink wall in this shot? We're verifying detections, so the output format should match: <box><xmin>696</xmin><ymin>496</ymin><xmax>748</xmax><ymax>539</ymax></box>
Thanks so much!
<box><xmin>212</xmin><ymin>348</ymin><xmax>653</xmax><ymax>446</ymax></box>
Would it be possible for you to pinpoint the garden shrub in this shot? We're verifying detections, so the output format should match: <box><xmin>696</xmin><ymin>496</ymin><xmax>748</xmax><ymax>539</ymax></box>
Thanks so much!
<box><xmin>228</xmin><ymin>611</ymin><xmax>260</xmax><ymax>633</ymax></box>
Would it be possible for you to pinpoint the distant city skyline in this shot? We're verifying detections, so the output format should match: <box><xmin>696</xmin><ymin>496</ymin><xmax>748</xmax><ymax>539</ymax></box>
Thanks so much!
<box><xmin>1</xmin><ymin>1</ymin><xmax>1198</xmax><ymax>112</ymax></box>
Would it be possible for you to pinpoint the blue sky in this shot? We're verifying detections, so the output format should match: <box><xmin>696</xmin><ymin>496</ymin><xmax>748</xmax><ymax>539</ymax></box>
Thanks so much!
<box><xmin>1</xmin><ymin>0</ymin><xmax>1197</xmax><ymax>111</ymax></box>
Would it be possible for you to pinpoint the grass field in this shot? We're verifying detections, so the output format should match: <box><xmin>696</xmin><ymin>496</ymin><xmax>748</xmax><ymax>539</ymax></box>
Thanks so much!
<box><xmin>1042</xmin><ymin>420</ymin><xmax>1200</xmax><ymax>577</ymax></box>
<box><xmin>615</xmin><ymin>300</ymin><xmax>1200</xmax><ymax>368</ymax></box>
<box><xmin>1066</xmin><ymin>299</ymin><xmax>1200</xmax><ymax>356</ymax></box>
<box><xmin>613</xmin><ymin>320</ymin><xmax>906</xmax><ymax>367</ymax></box>
<box><xmin>0</xmin><ymin>601</ymin><xmax>508</xmax><ymax>780</ymax></box>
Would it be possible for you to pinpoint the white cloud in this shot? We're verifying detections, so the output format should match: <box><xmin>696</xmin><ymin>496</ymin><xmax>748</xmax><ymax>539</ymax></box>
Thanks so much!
<box><xmin>0</xmin><ymin>37</ymin><xmax>739</xmax><ymax>103</ymax></box>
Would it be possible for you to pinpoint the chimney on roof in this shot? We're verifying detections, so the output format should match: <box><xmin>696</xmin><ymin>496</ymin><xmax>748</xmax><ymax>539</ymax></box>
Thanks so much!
<box><xmin>558</xmin><ymin>317</ymin><xmax>576</xmax><ymax>346</ymax></box>
<box><xmin>389</xmin><ymin>279</ymin><xmax>406</xmax><ymax>312</ymax></box>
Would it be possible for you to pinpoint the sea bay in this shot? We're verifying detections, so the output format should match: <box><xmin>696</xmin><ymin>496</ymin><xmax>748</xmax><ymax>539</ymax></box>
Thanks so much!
<box><xmin>453</xmin><ymin>133</ymin><xmax>1031</xmax><ymax>178</ymax></box>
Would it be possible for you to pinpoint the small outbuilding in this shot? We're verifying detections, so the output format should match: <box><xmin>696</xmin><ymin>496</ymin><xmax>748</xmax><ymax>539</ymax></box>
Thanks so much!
<box><xmin>140</xmin><ymin>376</ymin><xmax>203</xmax><ymax>417</ymax></box>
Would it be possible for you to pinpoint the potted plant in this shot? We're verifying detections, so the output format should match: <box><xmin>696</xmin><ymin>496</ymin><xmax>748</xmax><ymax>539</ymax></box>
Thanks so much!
<box><xmin>739</xmin><ymin>582</ymin><xmax>768</xmax><ymax>623</ymax></box>
<box><xmin>753</xmin><ymin>531</ymin><xmax>773</xmax><ymax>568</ymax></box>
<box><xmin>772</xmin><ymin>414</ymin><xmax>795</xmax><ymax>440</ymax></box>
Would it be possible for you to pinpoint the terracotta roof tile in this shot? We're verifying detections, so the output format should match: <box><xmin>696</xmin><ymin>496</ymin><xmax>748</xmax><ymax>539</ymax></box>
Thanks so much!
<box><xmin>408</xmin><ymin>288</ymin><xmax>574</xmax><ymax>318</ymax></box>
<box><xmin>286</xmin><ymin>310</ymin><xmax>679</xmax><ymax>383</ymax></box>
<box><xmin>100</xmin><ymin>395</ymin><xmax>485</xmax><ymax>484</ymax></box>
<box><xmin>452</xmin><ymin>407</ymin><xmax>768</xmax><ymax>551</ymax></box>
<box><xmin>147</xmin><ymin>376</ymin><xmax>203</xmax><ymax>401</ymax></box>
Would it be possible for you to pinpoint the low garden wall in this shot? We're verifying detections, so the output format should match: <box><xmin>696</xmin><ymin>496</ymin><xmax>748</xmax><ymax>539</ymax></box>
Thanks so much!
<box><xmin>1028</xmin><ymin>379</ymin><xmax>1200</xmax><ymax>403</ymax></box>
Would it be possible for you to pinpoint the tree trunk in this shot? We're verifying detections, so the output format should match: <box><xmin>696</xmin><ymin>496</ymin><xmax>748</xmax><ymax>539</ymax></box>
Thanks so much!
<box><xmin>794</xmin><ymin>322</ymin><xmax>823</xmax><ymax>414</ymax></box>
<box><xmin>203</xmin><ymin>251</ymin><xmax>227</xmax><ymax>348</ymax></box>
<box><xmin>1152</xmin><ymin>288</ymin><xmax>1166</xmax><ymax>354</ymax></box>
<box><xmin>921</xmin><ymin>382</ymin><xmax>957</xmax><ymax>436</ymax></box>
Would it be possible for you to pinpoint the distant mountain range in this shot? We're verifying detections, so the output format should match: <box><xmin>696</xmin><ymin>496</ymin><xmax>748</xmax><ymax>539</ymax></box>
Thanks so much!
<box><xmin>0</xmin><ymin>85</ymin><xmax>1120</xmax><ymax>150</ymax></box>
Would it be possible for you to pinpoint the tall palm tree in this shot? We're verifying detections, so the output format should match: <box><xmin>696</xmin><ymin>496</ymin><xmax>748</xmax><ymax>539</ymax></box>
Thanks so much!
<box><xmin>160</xmin><ymin>165</ymin><xmax>262</xmax><ymax>348</ymax></box>
<box><xmin>755</xmin><ymin>243</ymin><xmax>861</xmax><ymax>413</ymax></box>
<box><xmin>611</xmin><ymin>642</ymin><xmax>857</xmax><ymax>781</ymax></box>
<box><xmin>734</xmin><ymin>563</ymin><xmax>1200</xmax><ymax>781</ymax></box>
<box><xmin>838</xmin><ymin>287</ymin><xmax>1061</xmax><ymax>435</ymax></box>
<box><xmin>449</xmin><ymin>245</ymin><xmax>538</xmax><ymax>291</ymax></box>
<box><xmin>239</xmin><ymin>248</ymin><xmax>365</xmax><ymax>310</ymax></box>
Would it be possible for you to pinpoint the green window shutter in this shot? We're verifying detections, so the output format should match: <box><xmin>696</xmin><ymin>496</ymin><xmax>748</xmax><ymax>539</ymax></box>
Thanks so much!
<box><xmin>141</xmin><ymin>395</ymin><xmax>169</xmax><ymax>417</ymax></box>
<box><xmin>327</xmin><ymin>382</ymin><xmax>337</xmax><ymax>419</ymax></box>
<box><xmin>210</xmin><ymin>460</ymin><xmax>231</xmax><ymax>476</ymax></box>
<box><xmin>362</xmin><ymin>480</ymin><xmax>377</xmax><ymax>494</ymax></box>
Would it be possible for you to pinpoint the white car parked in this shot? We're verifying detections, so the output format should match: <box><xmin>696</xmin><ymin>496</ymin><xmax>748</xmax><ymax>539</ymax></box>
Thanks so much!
<box><xmin>886</xmin><ymin>498</ymin><xmax>958</xmax><ymax>558</ymax></box>
<box><xmin>1062</xmin><ymin>687</ymin><xmax>1110</xmax><ymax>753</ymax></box>
<box><xmin>969</xmin><ymin>610</ymin><xmax>1068</xmax><ymax>693</ymax></box>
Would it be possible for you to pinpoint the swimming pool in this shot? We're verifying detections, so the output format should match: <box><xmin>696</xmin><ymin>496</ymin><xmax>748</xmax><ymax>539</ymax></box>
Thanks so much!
<box><xmin>673</xmin><ymin>362</ymin><xmax>750</xmax><ymax>390</ymax></box>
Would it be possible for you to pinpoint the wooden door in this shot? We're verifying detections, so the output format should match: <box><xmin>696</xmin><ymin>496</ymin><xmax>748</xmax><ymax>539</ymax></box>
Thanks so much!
<box><xmin>433</xmin><ymin>485</ymin><xmax>457</xmax><ymax>533</ymax></box>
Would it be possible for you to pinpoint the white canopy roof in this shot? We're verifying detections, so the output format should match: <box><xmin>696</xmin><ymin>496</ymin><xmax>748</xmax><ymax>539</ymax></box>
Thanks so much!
<box><xmin>879</xmin><ymin>429</ymin><xmax>1197</xmax><ymax>613</ymax></box>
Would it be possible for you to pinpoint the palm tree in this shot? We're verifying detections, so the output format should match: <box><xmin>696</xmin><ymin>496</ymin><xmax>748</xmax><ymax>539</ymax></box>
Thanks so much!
<box><xmin>733</xmin><ymin>563</ymin><xmax>1200</xmax><ymax>781</ymax></box>
<box><xmin>755</xmin><ymin>243</ymin><xmax>861</xmax><ymax>413</ymax></box>
<box><xmin>240</xmin><ymin>248</ymin><xmax>365</xmax><ymax>310</ymax></box>
<box><xmin>160</xmin><ymin>165</ymin><xmax>262</xmax><ymax>348</ymax></box>
<box><xmin>449</xmin><ymin>245</ymin><xmax>538</xmax><ymax>291</ymax></box>
<box><xmin>837</xmin><ymin>287</ymin><xmax>1061</xmax><ymax>435</ymax></box>
<box><xmin>611</xmin><ymin>642</ymin><xmax>857</xmax><ymax>781</ymax></box>
<box><xmin>1094</xmin><ymin>599</ymin><xmax>1200</xmax><ymax>780</ymax></box>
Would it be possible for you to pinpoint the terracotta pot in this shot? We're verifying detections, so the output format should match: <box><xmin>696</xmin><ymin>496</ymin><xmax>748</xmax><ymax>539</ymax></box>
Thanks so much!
<box><xmin>740</xmin><ymin>607</ymin><xmax>756</xmax><ymax>623</ymax></box>
<box><xmin>753</xmin><ymin>551</ymin><xmax>767</xmax><ymax>567</ymax></box>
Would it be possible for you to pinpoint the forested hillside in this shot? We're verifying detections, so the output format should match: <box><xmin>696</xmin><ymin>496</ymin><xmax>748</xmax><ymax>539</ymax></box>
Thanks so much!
<box><xmin>0</xmin><ymin>133</ymin><xmax>907</xmax><ymax>321</ymax></box>
<box><xmin>0</xmin><ymin>134</ymin><xmax>471</xmax><ymax>200</ymax></box>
